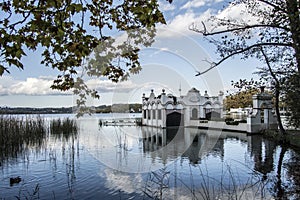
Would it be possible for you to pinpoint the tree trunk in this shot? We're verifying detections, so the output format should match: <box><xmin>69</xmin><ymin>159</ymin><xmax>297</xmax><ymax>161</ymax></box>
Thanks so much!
<box><xmin>286</xmin><ymin>0</ymin><xmax>300</xmax><ymax>76</ymax></box>
<box><xmin>275</xmin><ymin>85</ymin><xmax>286</xmax><ymax>135</ymax></box>
<box><xmin>260</xmin><ymin>48</ymin><xmax>286</xmax><ymax>135</ymax></box>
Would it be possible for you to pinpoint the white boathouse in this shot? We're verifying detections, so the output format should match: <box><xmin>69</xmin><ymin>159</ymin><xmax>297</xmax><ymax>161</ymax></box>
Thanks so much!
<box><xmin>142</xmin><ymin>88</ymin><xmax>224</xmax><ymax>128</ymax></box>
<box><xmin>142</xmin><ymin>87</ymin><xmax>278</xmax><ymax>133</ymax></box>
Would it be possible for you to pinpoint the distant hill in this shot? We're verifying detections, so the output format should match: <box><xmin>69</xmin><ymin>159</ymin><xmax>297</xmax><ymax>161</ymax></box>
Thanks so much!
<box><xmin>0</xmin><ymin>103</ymin><xmax>142</xmax><ymax>114</ymax></box>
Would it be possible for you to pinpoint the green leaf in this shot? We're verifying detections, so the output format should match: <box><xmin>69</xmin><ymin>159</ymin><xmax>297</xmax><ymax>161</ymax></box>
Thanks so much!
<box><xmin>0</xmin><ymin>65</ymin><xmax>9</xmax><ymax>76</ymax></box>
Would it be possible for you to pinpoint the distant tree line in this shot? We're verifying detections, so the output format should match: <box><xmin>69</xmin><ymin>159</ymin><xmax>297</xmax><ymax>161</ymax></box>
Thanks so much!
<box><xmin>223</xmin><ymin>86</ymin><xmax>285</xmax><ymax>109</ymax></box>
<box><xmin>0</xmin><ymin>107</ymin><xmax>73</xmax><ymax>114</ymax></box>
<box><xmin>0</xmin><ymin>104</ymin><xmax>142</xmax><ymax>114</ymax></box>
<box><xmin>95</xmin><ymin>103</ymin><xmax>142</xmax><ymax>113</ymax></box>
<box><xmin>223</xmin><ymin>88</ymin><xmax>259</xmax><ymax>110</ymax></box>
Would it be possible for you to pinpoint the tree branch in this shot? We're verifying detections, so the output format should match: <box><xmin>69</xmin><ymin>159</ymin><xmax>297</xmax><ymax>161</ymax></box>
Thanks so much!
<box><xmin>190</xmin><ymin>22</ymin><xmax>290</xmax><ymax>36</ymax></box>
<box><xmin>257</xmin><ymin>0</ymin><xmax>287</xmax><ymax>13</ymax></box>
<box><xmin>195</xmin><ymin>42</ymin><xmax>292</xmax><ymax>76</ymax></box>
<box><xmin>8</xmin><ymin>11</ymin><xmax>32</xmax><ymax>31</ymax></box>
<box><xmin>260</xmin><ymin>47</ymin><xmax>279</xmax><ymax>84</ymax></box>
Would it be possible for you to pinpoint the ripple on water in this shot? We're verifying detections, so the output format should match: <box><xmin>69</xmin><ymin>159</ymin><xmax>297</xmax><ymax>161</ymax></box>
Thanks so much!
<box><xmin>1</xmin><ymin>116</ymin><xmax>300</xmax><ymax>199</ymax></box>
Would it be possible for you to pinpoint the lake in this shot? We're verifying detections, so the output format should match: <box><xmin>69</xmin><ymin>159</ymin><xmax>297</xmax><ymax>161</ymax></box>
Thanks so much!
<box><xmin>1</xmin><ymin>113</ymin><xmax>299</xmax><ymax>199</ymax></box>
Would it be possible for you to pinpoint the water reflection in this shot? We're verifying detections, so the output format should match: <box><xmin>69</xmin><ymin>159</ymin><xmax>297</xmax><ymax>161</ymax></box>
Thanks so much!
<box><xmin>137</xmin><ymin>127</ymin><xmax>300</xmax><ymax>199</ymax></box>
<box><xmin>0</xmin><ymin>116</ymin><xmax>81</xmax><ymax>199</ymax></box>
<box><xmin>1</xmin><ymin>115</ymin><xmax>300</xmax><ymax>199</ymax></box>
<box><xmin>103</xmin><ymin>168</ymin><xmax>143</xmax><ymax>194</ymax></box>
<box><xmin>285</xmin><ymin>152</ymin><xmax>300</xmax><ymax>199</ymax></box>
<box><xmin>248</xmin><ymin>135</ymin><xmax>276</xmax><ymax>178</ymax></box>
<box><xmin>48</xmin><ymin>119</ymin><xmax>79</xmax><ymax>199</ymax></box>
<box><xmin>142</xmin><ymin>127</ymin><xmax>226</xmax><ymax>165</ymax></box>
<box><xmin>0</xmin><ymin>116</ymin><xmax>47</xmax><ymax>167</ymax></box>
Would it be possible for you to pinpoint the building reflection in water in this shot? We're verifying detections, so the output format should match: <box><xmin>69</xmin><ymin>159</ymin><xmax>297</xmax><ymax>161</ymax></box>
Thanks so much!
<box><xmin>3</xmin><ymin>117</ymin><xmax>300</xmax><ymax>199</ymax></box>
<box><xmin>248</xmin><ymin>135</ymin><xmax>276</xmax><ymax>179</ymax></box>
<box><xmin>141</xmin><ymin>126</ymin><xmax>283</xmax><ymax>179</ymax></box>
<box><xmin>141</xmin><ymin>126</ymin><xmax>225</xmax><ymax>165</ymax></box>
<box><xmin>140</xmin><ymin>126</ymin><xmax>300</xmax><ymax>199</ymax></box>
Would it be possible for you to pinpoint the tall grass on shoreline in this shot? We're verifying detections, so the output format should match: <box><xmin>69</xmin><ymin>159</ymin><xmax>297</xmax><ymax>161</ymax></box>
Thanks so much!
<box><xmin>49</xmin><ymin>118</ymin><xmax>78</xmax><ymax>139</ymax></box>
<box><xmin>0</xmin><ymin>116</ymin><xmax>79</xmax><ymax>166</ymax></box>
<box><xmin>0</xmin><ymin>116</ymin><xmax>47</xmax><ymax>165</ymax></box>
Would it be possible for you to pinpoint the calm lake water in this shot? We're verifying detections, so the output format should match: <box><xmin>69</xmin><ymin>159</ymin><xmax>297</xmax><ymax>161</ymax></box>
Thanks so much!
<box><xmin>1</xmin><ymin>113</ymin><xmax>300</xmax><ymax>199</ymax></box>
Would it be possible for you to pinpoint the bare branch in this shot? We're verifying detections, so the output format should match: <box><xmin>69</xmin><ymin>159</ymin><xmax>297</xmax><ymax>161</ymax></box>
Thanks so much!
<box><xmin>190</xmin><ymin>22</ymin><xmax>290</xmax><ymax>36</ymax></box>
<box><xmin>195</xmin><ymin>59</ymin><xmax>216</xmax><ymax>76</ymax></box>
<box><xmin>189</xmin><ymin>21</ymin><xmax>207</xmax><ymax>35</ymax></box>
<box><xmin>257</xmin><ymin>0</ymin><xmax>287</xmax><ymax>13</ymax></box>
<box><xmin>195</xmin><ymin>64</ymin><xmax>216</xmax><ymax>76</ymax></box>
<box><xmin>195</xmin><ymin>42</ymin><xmax>292</xmax><ymax>76</ymax></box>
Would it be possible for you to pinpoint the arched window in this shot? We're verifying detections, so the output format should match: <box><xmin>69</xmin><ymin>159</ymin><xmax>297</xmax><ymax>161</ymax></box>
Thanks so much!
<box><xmin>158</xmin><ymin>109</ymin><xmax>162</xmax><ymax>120</ymax></box>
<box><xmin>191</xmin><ymin>108</ymin><xmax>198</xmax><ymax>119</ymax></box>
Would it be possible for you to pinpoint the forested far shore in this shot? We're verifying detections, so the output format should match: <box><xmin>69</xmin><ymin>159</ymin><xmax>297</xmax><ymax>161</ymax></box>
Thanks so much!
<box><xmin>0</xmin><ymin>104</ymin><xmax>142</xmax><ymax>114</ymax></box>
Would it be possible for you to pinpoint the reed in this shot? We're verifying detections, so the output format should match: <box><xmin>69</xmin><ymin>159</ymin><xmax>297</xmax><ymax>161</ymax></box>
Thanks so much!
<box><xmin>142</xmin><ymin>163</ymin><xmax>271</xmax><ymax>200</ymax></box>
<box><xmin>0</xmin><ymin>115</ymin><xmax>47</xmax><ymax>165</ymax></box>
<box><xmin>49</xmin><ymin>118</ymin><xmax>78</xmax><ymax>139</ymax></box>
<box><xmin>143</xmin><ymin>167</ymin><xmax>170</xmax><ymax>199</ymax></box>
<box><xmin>0</xmin><ymin>116</ymin><xmax>78</xmax><ymax>165</ymax></box>
<box><xmin>16</xmin><ymin>183</ymin><xmax>40</xmax><ymax>200</ymax></box>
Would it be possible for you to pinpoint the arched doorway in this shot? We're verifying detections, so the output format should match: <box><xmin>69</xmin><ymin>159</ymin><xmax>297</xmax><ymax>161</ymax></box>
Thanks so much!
<box><xmin>166</xmin><ymin>112</ymin><xmax>184</xmax><ymax>127</ymax></box>
<box><xmin>204</xmin><ymin>103</ymin><xmax>212</xmax><ymax>119</ymax></box>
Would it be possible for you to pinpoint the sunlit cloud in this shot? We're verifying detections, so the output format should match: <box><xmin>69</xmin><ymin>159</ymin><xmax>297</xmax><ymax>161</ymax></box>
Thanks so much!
<box><xmin>157</xmin><ymin>9</ymin><xmax>214</xmax><ymax>38</ymax></box>
<box><xmin>216</xmin><ymin>3</ymin><xmax>260</xmax><ymax>25</ymax></box>
<box><xmin>0</xmin><ymin>76</ymin><xmax>70</xmax><ymax>96</ymax></box>
<box><xmin>0</xmin><ymin>75</ymin><xmax>180</xmax><ymax>97</ymax></box>
<box><xmin>0</xmin><ymin>75</ymin><xmax>147</xmax><ymax>96</ymax></box>
<box><xmin>181</xmin><ymin>0</ymin><xmax>206</xmax><ymax>10</ymax></box>
<box><xmin>159</xmin><ymin>1</ymin><xmax>263</xmax><ymax>38</ymax></box>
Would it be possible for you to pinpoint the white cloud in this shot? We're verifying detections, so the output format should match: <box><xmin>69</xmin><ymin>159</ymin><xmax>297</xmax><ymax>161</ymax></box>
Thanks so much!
<box><xmin>159</xmin><ymin>0</ymin><xmax>176</xmax><ymax>11</ymax></box>
<box><xmin>192</xmin><ymin>2</ymin><xmax>264</xmax><ymax>34</ymax></box>
<box><xmin>168</xmin><ymin>11</ymin><xmax>197</xmax><ymax>31</ymax></box>
<box><xmin>0</xmin><ymin>76</ymin><xmax>70</xmax><ymax>96</ymax></box>
<box><xmin>157</xmin><ymin>9</ymin><xmax>213</xmax><ymax>38</ymax></box>
<box><xmin>86</xmin><ymin>79</ymin><xmax>138</xmax><ymax>93</ymax></box>
<box><xmin>160</xmin><ymin>2</ymin><xmax>263</xmax><ymax>38</ymax></box>
<box><xmin>181</xmin><ymin>0</ymin><xmax>206</xmax><ymax>10</ymax></box>
<box><xmin>0</xmin><ymin>75</ymin><xmax>141</xmax><ymax>96</ymax></box>
<box><xmin>0</xmin><ymin>85</ymin><xmax>8</xmax><ymax>95</ymax></box>
<box><xmin>181</xmin><ymin>0</ymin><xmax>223</xmax><ymax>10</ymax></box>
<box><xmin>8</xmin><ymin>77</ymin><xmax>70</xmax><ymax>95</ymax></box>
<box><xmin>216</xmin><ymin>3</ymin><xmax>260</xmax><ymax>25</ymax></box>
<box><xmin>0</xmin><ymin>76</ymin><xmax>18</xmax><ymax>95</ymax></box>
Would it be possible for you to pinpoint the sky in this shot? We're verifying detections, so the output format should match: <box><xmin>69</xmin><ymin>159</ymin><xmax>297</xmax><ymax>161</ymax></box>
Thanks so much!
<box><xmin>0</xmin><ymin>0</ymin><xmax>262</xmax><ymax>108</ymax></box>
